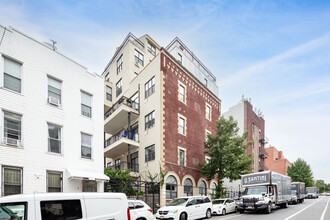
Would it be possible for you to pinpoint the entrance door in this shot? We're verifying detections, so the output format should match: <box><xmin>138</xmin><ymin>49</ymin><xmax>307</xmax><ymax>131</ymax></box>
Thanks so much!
<box><xmin>83</xmin><ymin>180</ymin><xmax>97</xmax><ymax>192</ymax></box>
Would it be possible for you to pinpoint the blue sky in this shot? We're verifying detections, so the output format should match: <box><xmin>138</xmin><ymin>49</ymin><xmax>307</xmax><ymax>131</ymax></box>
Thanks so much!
<box><xmin>1</xmin><ymin>0</ymin><xmax>330</xmax><ymax>182</ymax></box>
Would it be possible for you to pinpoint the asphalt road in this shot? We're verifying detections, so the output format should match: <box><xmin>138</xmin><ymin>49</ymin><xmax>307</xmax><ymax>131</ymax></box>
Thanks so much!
<box><xmin>210</xmin><ymin>196</ymin><xmax>330</xmax><ymax>220</ymax></box>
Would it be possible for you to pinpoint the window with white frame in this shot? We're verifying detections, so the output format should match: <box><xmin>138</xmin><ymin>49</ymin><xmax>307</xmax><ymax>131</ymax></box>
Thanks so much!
<box><xmin>81</xmin><ymin>133</ymin><xmax>92</xmax><ymax>159</ymax></box>
<box><xmin>105</xmin><ymin>72</ymin><xmax>110</xmax><ymax>82</ymax></box>
<box><xmin>178</xmin><ymin>53</ymin><xmax>182</xmax><ymax>63</ymax></box>
<box><xmin>116</xmin><ymin>79</ymin><xmax>122</xmax><ymax>97</ymax></box>
<box><xmin>48</xmin><ymin>76</ymin><xmax>62</xmax><ymax>104</ymax></box>
<box><xmin>117</xmin><ymin>55</ymin><xmax>123</xmax><ymax>74</ymax></box>
<box><xmin>81</xmin><ymin>91</ymin><xmax>92</xmax><ymax>118</ymax></box>
<box><xmin>3</xmin><ymin>111</ymin><xmax>22</xmax><ymax>143</ymax></box>
<box><xmin>134</xmin><ymin>50</ymin><xmax>144</xmax><ymax>66</ymax></box>
<box><xmin>179</xmin><ymin>84</ymin><xmax>185</xmax><ymax>103</ymax></box>
<box><xmin>47</xmin><ymin>171</ymin><xmax>62</xmax><ymax>192</ymax></box>
<box><xmin>48</xmin><ymin>123</ymin><xmax>61</xmax><ymax>154</ymax></box>
<box><xmin>179</xmin><ymin>117</ymin><xmax>185</xmax><ymax>135</ymax></box>
<box><xmin>148</xmin><ymin>42</ymin><xmax>156</xmax><ymax>56</ymax></box>
<box><xmin>3</xmin><ymin>57</ymin><xmax>22</xmax><ymax>93</ymax></box>
<box><xmin>145</xmin><ymin>76</ymin><xmax>155</xmax><ymax>98</ymax></box>
<box><xmin>2</xmin><ymin>166</ymin><xmax>22</xmax><ymax>196</ymax></box>
<box><xmin>145</xmin><ymin>111</ymin><xmax>155</xmax><ymax>130</ymax></box>
<box><xmin>106</xmin><ymin>86</ymin><xmax>112</xmax><ymax>102</ymax></box>
<box><xmin>206</xmin><ymin>104</ymin><xmax>211</xmax><ymax>120</ymax></box>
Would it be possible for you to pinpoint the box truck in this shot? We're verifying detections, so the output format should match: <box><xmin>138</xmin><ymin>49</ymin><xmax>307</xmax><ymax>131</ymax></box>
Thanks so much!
<box><xmin>237</xmin><ymin>171</ymin><xmax>291</xmax><ymax>214</ymax></box>
<box><xmin>306</xmin><ymin>187</ymin><xmax>319</xmax><ymax>199</ymax></box>
<box><xmin>291</xmin><ymin>182</ymin><xmax>306</xmax><ymax>204</ymax></box>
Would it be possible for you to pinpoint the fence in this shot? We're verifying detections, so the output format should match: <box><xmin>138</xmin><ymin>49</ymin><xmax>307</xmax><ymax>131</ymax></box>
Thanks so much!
<box><xmin>104</xmin><ymin>179</ymin><xmax>160</xmax><ymax>213</ymax></box>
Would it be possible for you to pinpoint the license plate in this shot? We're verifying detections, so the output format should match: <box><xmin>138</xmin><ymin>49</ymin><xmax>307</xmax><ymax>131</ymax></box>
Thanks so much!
<box><xmin>160</xmin><ymin>216</ymin><xmax>164</xmax><ymax>219</ymax></box>
<box><xmin>248</xmin><ymin>206</ymin><xmax>253</xmax><ymax>209</ymax></box>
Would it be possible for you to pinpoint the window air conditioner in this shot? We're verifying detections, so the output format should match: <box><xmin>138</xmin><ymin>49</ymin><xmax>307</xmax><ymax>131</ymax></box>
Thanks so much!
<box><xmin>4</xmin><ymin>137</ymin><xmax>20</xmax><ymax>146</ymax></box>
<box><xmin>48</xmin><ymin>96</ymin><xmax>60</xmax><ymax>106</ymax></box>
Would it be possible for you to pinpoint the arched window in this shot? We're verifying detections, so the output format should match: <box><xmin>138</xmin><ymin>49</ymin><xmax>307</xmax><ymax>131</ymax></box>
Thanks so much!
<box><xmin>184</xmin><ymin>178</ymin><xmax>193</xmax><ymax>196</ymax></box>
<box><xmin>199</xmin><ymin>180</ymin><xmax>207</xmax><ymax>196</ymax></box>
<box><xmin>166</xmin><ymin>175</ymin><xmax>177</xmax><ymax>199</ymax></box>
<box><xmin>210</xmin><ymin>182</ymin><xmax>217</xmax><ymax>199</ymax></box>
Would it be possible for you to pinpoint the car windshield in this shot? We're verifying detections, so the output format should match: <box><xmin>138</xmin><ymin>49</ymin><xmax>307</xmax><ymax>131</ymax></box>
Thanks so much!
<box><xmin>0</xmin><ymin>203</ymin><xmax>26</xmax><ymax>220</ymax></box>
<box><xmin>291</xmin><ymin>190</ymin><xmax>297</xmax><ymax>195</ymax></box>
<box><xmin>244</xmin><ymin>186</ymin><xmax>268</xmax><ymax>195</ymax></box>
<box><xmin>213</xmin><ymin>200</ymin><xmax>225</xmax><ymax>205</ymax></box>
<box><xmin>166</xmin><ymin>198</ymin><xmax>188</xmax><ymax>206</ymax></box>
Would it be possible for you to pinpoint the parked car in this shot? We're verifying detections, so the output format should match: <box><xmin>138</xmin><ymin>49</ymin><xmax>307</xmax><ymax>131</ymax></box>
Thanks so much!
<box><xmin>212</xmin><ymin>198</ymin><xmax>237</xmax><ymax>216</ymax></box>
<box><xmin>128</xmin><ymin>199</ymin><xmax>153</xmax><ymax>220</ymax></box>
<box><xmin>155</xmin><ymin>196</ymin><xmax>213</xmax><ymax>220</ymax></box>
<box><xmin>0</xmin><ymin>193</ymin><xmax>129</xmax><ymax>220</ymax></box>
<box><xmin>326</xmin><ymin>192</ymin><xmax>330</xmax><ymax>196</ymax></box>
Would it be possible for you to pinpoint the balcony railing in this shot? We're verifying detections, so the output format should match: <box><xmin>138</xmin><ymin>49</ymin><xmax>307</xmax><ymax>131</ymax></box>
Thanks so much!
<box><xmin>259</xmin><ymin>148</ymin><xmax>269</xmax><ymax>159</ymax></box>
<box><xmin>104</xmin><ymin>128</ymin><xmax>139</xmax><ymax>148</ymax></box>
<box><xmin>104</xmin><ymin>96</ymin><xmax>139</xmax><ymax>120</ymax></box>
<box><xmin>108</xmin><ymin>161</ymin><xmax>139</xmax><ymax>172</ymax></box>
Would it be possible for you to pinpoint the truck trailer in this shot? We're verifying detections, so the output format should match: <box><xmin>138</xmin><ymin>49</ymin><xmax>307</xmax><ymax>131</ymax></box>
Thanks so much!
<box><xmin>291</xmin><ymin>182</ymin><xmax>306</xmax><ymax>204</ymax></box>
<box><xmin>306</xmin><ymin>187</ymin><xmax>319</xmax><ymax>199</ymax></box>
<box><xmin>237</xmin><ymin>171</ymin><xmax>291</xmax><ymax>214</ymax></box>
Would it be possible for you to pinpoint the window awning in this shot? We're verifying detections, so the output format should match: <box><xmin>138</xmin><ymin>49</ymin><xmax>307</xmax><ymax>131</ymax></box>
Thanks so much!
<box><xmin>67</xmin><ymin>169</ymin><xmax>109</xmax><ymax>181</ymax></box>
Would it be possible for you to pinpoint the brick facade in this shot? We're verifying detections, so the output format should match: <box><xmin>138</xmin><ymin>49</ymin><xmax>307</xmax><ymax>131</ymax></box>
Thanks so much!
<box><xmin>161</xmin><ymin>52</ymin><xmax>221</xmax><ymax>188</ymax></box>
<box><xmin>264</xmin><ymin>147</ymin><xmax>291</xmax><ymax>175</ymax></box>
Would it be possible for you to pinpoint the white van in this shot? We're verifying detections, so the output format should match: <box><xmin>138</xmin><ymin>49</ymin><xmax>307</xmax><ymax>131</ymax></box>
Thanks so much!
<box><xmin>0</xmin><ymin>193</ymin><xmax>130</xmax><ymax>220</ymax></box>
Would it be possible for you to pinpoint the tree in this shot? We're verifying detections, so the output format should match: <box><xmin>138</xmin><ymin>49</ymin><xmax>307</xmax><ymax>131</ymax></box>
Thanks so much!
<box><xmin>199</xmin><ymin>116</ymin><xmax>253</xmax><ymax>198</ymax></box>
<box><xmin>104</xmin><ymin>168</ymin><xmax>134</xmax><ymax>195</ymax></box>
<box><xmin>287</xmin><ymin>158</ymin><xmax>314</xmax><ymax>187</ymax></box>
<box><xmin>315</xmin><ymin>180</ymin><xmax>326</xmax><ymax>193</ymax></box>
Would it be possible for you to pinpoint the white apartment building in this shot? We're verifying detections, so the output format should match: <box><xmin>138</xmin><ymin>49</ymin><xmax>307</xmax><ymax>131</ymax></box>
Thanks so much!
<box><xmin>0</xmin><ymin>26</ymin><xmax>108</xmax><ymax>197</ymax></box>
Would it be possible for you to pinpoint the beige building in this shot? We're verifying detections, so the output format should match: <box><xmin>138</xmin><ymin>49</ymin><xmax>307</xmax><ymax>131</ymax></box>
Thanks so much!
<box><xmin>102</xmin><ymin>33</ymin><xmax>221</xmax><ymax>207</ymax></box>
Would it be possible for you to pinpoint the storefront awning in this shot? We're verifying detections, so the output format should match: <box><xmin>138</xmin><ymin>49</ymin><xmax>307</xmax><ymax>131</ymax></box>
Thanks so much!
<box><xmin>67</xmin><ymin>169</ymin><xmax>109</xmax><ymax>181</ymax></box>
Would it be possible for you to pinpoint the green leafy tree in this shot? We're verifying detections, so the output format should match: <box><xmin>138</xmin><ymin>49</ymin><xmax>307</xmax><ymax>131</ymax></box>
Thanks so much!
<box><xmin>104</xmin><ymin>168</ymin><xmax>134</xmax><ymax>195</ymax></box>
<box><xmin>315</xmin><ymin>180</ymin><xmax>326</xmax><ymax>193</ymax></box>
<box><xmin>199</xmin><ymin>116</ymin><xmax>253</xmax><ymax>198</ymax></box>
<box><xmin>287</xmin><ymin>158</ymin><xmax>314</xmax><ymax>187</ymax></box>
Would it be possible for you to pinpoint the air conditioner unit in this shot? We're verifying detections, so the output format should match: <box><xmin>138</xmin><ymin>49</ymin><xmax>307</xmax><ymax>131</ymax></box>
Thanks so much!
<box><xmin>48</xmin><ymin>96</ymin><xmax>60</xmax><ymax>106</ymax></box>
<box><xmin>4</xmin><ymin>137</ymin><xmax>20</xmax><ymax>146</ymax></box>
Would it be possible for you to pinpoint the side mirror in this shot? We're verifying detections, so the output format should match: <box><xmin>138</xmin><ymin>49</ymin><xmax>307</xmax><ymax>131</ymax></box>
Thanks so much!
<box><xmin>186</xmin><ymin>203</ymin><xmax>192</xmax><ymax>207</ymax></box>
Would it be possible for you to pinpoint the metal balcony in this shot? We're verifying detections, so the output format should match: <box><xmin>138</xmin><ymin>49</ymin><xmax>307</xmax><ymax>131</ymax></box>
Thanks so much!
<box><xmin>104</xmin><ymin>129</ymin><xmax>139</xmax><ymax>159</ymax></box>
<box><xmin>104</xmin><ymin>96</ymin><xmax>139</xmax><ymax>134</ymax></box>
<box><xmin>108</xmin><ymin>161</ymin><xmax>139</xmax><ymax>173</ymax></box>
<box><xmin>259</xmin><ymin>148</ymin><xmax>269</xmax><ymax>159</ymax></box>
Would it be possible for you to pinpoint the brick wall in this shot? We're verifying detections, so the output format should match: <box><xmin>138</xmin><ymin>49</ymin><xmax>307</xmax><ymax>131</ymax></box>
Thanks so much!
<box><xmin>160</xmin><ymin>52</ymin><xmax>221</xmax><ymax>185</ymax></box>
<box><xmin>265</xmin><ymin>147</ymin><xmax>291</xmax><ymax>175</ymax></box>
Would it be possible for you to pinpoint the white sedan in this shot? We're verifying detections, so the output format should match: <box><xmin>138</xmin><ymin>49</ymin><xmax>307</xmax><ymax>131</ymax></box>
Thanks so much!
<box><xmin>128</xmin><ymin>200</ymin><xmax>154</xmax><ymax>220</ymax></box>
<box><xmin>212</xmin><ymin>198</ymin><xmax>237</xmax><ymax>216</ymax></box>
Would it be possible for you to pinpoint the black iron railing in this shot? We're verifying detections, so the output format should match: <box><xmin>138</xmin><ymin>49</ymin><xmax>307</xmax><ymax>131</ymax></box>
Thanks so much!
<box><xmin>104</xmin><ymin>96</ymin><xmax>139</xmax><ymax>120</ymax></box>
<box><xmin>104</xmin><ymin>129</ymin><xmax>139</xmax><ymax>148</ymax></box>
<box><xmin>108</xmin><ymin>161</ymin><xmax>139</xmax><ymax>172</ymax></box>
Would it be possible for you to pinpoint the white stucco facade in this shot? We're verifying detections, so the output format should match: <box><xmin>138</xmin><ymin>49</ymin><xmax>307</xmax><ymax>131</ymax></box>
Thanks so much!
<box><xmin>0</xmin><ymin>26</ymin><xmax>107</xmax><ymax>196</ymax></box>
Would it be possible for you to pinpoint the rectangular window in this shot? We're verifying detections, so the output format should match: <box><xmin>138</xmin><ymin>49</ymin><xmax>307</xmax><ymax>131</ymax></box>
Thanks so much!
<box><xmin>116</xmin><ymin>79</ymin><xmax>122</xmax><ymax>97</ymax></box>
<box><xmin>178</xmin><ymin>53</ymin><xmax>182</xmax><ymax>63</ymax></box>
<box><xmin>40</xmin><ymin>200</ymin><xmax>82</xmax><ymax>220</ymax></box>
<box><xmin>81</xmin><ymin>133</ymin><xmax>92</xmax><ymax>159</ymax></box>
<box><xmin>107</xmin><ymin>162</ymin><xmax>112</xmax><ymax>168</ymax></box>
<box><xmin>115</xmin><ymin>159</ymin><xmax>121</xmax><ymax>170</ymax></box>
<box><xmin>106</xmin><ymin>86</ymin><xmax>112</xmax><ymax>102</ymax></box>
<box><xmin>81</xmin><ymin>91</ymin><xmax>92</xmax><ymax>118</ymax></box>
<box><xmin>179</xmin><ymin>117</ymin><xmax>185</xmax><ymax>135</ymax></box>
<box><xmin>206</xmin><ymin>105</ymin><xmax>211</xmax><ymax>120</ymax></box>
<box><xmin>48</xmin><ymin>77</ymin><xmax>62</xmax><ymax>105</ymax></box>
<box><xmin>47</xmin><ymin>171</ymin><xmax>62</xmax><ymax>192</ymax></box>
<box><xmin>145</xmin><ymin>111</ymin><xmax>155</xmax><ymax>130</ymax></box>
<box><xmin>148</xmin><ymin>42</ymin><xmax>156</xmax><ymax>56</ymax></box>
<box><xmin>105</xmin><ymin>72</ymin><xmax>110</xmax><ymax>82</ymax></box>
<box><xmin>145</xmin><ymin>145</ymin><xmax>155</xmax><ymax>162</ymax></box>
<box><xmin>48</xmin><ymin>123</ymin><xmax>61</xmax><ymax>154</ymax></box>
<box><xmin>3</xmin><ymin>111</ymin><xmax>22</xmax><ymax>143</ymax></box>
<box><xmin>2</xmin><ymin>166</ymin><xmax>22</xmax><ymax>196</ymax></box>
<box><xmin>179</xmin><ymin>149</ymin><xmax>185</xmax><ymax>166</ymax></box>
<box><xmin>179</xmin><ymin>84</ymin><xmax>185</xmax><ymax>103</ymax></box>
<box><xmin>134</xmin><ymin>50</ymin><xmax>144</xmax><ymax>66</ymax></box>
<box><xmin>117</xmin><ymin>55</ymin><xmax>123</xmax><ymax>74</ymax></box>
<box><xmin>0</xmin><ymin>202</ymin><xmax>27</xmax><ymax>220</ymax></box>
<box><xmin>3</xmin><ymin>57</ymin><xmax>22</xmax><ymax>93</ymax></box>
<box><xmin>145</xmin><ymin>76</ymin><xmax>155</xmax><ymax>98</ymax></box>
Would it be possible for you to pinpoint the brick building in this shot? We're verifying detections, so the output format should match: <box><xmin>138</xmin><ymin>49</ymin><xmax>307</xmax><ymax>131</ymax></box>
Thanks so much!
<box><xmin>264</xmin><ymin>146</ymin><xmax>291</xmax><ymax>175</ymax></box>
<box><xmin>223</xmin><ymin>98</ymin><xmax>267</xmax><ymax>172</ymax></box>
<box><xmin>102</xmin><ymin>34</ymin><xmax>221</xmax><ymax>206</ymax></box>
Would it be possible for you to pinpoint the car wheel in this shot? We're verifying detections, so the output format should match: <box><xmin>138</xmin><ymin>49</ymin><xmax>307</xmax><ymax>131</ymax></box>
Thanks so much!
<box><xmin>235</xmin><ymin>206</ymin><xmax>238</xmax><ymax>213</ymax></box>
<box><xmin>180</xmin><ymin>212</ymin><xmax>187</xmax><ymax>220</ymax></box>
<box><xmin>222</xmin><ymin>209</ymin><xmax>226</xmax><ymax>216</ymax></box>
<box><xmin>206</xmin><ymin>209</ymin><xmax>211</xmax><ymax>219</ymax></box>
<box><xmin>265</xmin><ymin>203</ymin><xmax>271</xmax><ymax>214</ymax></box>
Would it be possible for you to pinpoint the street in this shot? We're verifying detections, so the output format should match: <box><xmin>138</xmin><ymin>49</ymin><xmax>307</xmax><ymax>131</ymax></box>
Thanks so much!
<box><xmin>209</xmin><ymin>196</ymin><xmax>330</xmax><ymax>220</ymax></box>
